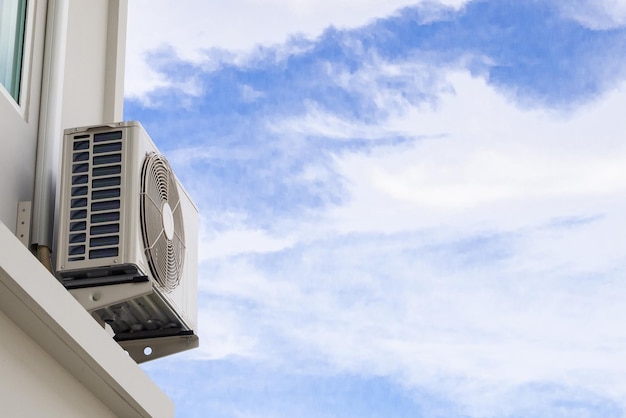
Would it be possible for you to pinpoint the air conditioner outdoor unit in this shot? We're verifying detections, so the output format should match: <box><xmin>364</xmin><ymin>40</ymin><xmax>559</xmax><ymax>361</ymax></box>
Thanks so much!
<box><xmin>55</xmin><ymin>121</ymin><xmax>199</xmax><ymax>363</ymax></box>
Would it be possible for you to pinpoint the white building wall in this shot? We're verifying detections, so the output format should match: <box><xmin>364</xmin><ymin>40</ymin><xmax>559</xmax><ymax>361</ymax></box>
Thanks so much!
<box><xmin>0</xmin><ymin>0</ymin><xmax>47</xmax><ymax>234</ymax></box>
<box><xmin>0</xmin><ymin>1</ymin><xmax>174</xmax><ymax>416</ymax></box>
<box><xmin>0</xmin><ymin>0</ymin><xmax>126</xmax><ymax>237</ymax></box>
<box><xmin>0</xmin><ymin>223</ymin><xmax>175</xmax><ymax>418</ymax></box>
<box><xmin>62</xmin><ymin>0</ymin><xmax>125</xmax><ymax>128</ymax></box>
<box><xmin>0</xmin><ymin>310</ymin><xmax>117</xmax><ymax>418</ymax></box>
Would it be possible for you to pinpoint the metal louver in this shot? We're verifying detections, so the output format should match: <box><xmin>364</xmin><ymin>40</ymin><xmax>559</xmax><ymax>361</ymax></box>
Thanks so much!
<box><xmin>140</xmin><ymin>153</ymin><xmax>185</xmax><ymax>293</ymax></box>
<box><xmin>66</xmin><ymin>130</ymin><xmax>123</xmax><ymax>263</ymax></box>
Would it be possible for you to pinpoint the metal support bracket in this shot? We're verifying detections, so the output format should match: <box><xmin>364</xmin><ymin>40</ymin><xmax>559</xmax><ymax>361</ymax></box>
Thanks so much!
<box><xmin>16</xmin><ymin>201</ymin><xmax>32</xmax><ymax>247</ymax></box>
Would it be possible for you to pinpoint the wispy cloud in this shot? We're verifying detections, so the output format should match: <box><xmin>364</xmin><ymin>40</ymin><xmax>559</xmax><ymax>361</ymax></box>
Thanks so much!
<box><xmin>198</xmin><ymin>226</ymin><xmax>295</xmax><ymax>261</ymax></box>
<box><xmin>556</xmin><ymin>0</ymin><xmax>626</xmax><ymax>29</ymax></box>
<box><xmin>168</xmin><ymin>68</ymin><xmax>626</xmax><ymax>414</ymax></box>
<box><xmin>128</xmin><ymin>1</ymin><xmax>626</xmax><ymax>416</ymax></box>
<box><xmin>324</xmin><ymin>69</ymin><xmax>626</xmax><ymax>230</ymax></box>
<box><xmin>125</xmin><ymin>0</ymin><xmax>472</xmax><ymax>99</ymax></box>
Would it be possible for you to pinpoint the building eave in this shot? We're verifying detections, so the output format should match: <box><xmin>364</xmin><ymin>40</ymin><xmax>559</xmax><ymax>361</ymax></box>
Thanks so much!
<box><xmin>0</xmin><ymin>222</ymin><xmax>174</xmax><ymax>418</ymax></box>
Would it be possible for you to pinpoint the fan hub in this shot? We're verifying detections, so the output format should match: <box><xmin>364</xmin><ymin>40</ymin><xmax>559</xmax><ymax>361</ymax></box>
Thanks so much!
<box><xmin>162</xmin><ymin>202</ymin><xmax>175</xmax><ymax>240</ymax></box>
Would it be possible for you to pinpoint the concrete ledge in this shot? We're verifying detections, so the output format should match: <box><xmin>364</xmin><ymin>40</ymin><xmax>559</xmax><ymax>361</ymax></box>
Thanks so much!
<box><xmin>0</xmin><ymin>222</ymin><xmax>174</xmax><ymax>418</ymax></box>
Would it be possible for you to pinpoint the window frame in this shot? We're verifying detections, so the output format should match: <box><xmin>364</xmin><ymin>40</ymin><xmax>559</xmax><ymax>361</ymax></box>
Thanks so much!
<box><xmin>0</xmin><ymin>0</ymin><xmax>32</xmax><ymax>113</ymax></box>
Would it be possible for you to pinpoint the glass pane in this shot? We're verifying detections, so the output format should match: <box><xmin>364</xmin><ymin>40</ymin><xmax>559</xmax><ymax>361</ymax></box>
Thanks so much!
<box><xmin>0</xmin><ymin>0</ymin><xmax>27</xmax><ymax>103</ymax></box>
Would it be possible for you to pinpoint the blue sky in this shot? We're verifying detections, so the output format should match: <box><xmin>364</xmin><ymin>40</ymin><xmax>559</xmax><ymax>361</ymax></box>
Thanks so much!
<box><xmin>125</xmin><ymin>0</ymin><xmax>626</xmax><ymax>416</ymax></box>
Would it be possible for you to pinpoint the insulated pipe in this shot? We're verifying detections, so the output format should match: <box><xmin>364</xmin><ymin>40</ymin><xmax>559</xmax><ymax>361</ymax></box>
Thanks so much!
<box><xmin>36</xmin><ymin>244</ymin><xmax>53</xmax><ymax>272</ymax></box>
<box><xmin>32</xmin><ymin>0</ymin><xmax>68</xmax><ymax>269</ymax></box>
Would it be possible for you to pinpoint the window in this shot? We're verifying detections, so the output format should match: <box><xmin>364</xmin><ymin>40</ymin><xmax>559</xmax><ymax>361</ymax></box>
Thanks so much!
<box><xmin>0</xmin><ymin>0</ymin><xmax>27</xmax><ymax>103</ymax></box>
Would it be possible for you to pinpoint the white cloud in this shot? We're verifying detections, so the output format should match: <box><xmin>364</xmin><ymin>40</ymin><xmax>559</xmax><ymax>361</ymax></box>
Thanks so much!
<box><xmin>198</xmin><ymin>227</ymin><xmax>294</xmax><ymax>261</ymax></box>
<box><xmin>128</xmin><ymin>1</ymin><xmax>626</xmax><ymax>413</ymax></box>
<box><xmin>313</xmin><ymin>69</ymin><xmax>626</xmax><ymax>234</ymax></box>
<box><xmin>125</xmin><ymin>0</ymin><xmax>473</xmax><ymax>98</ymax></box>
<box><xmin>196</xmin><ymin>218</ymin><xmax>626</xmax><ymax>411</ymax></box>
<box><xmin>557</xmin><ymin>0</ymin><xmax>626</xmax><ymax>29</ymax></box>
<box><xmin>192</xmin><ymin>62</ymin><xmax>626</xmax><ymax>413</ymax></box>
<box><xmin>166</xmin><ymin>145</ymin><xmax>255</xmax><ymax>167</ymax></box>
<box><xmin>269</xmin><ymin>58</ymin><xmax>626</xmax><ymax>235</ymax></box>
<box><xmin>195</xmin><ymin>215</ymin><xmax>626</xmax><ymax>411</ymax></box>
<box><xmin>269</xmin><ymin>57</ymin><xmax>456</xmax><ymax>139</ymax></box>
<box><xmin>269</xmin><ymin>101</ymin><xmax>404</xmax><ymax>139</ymax></box>
<box><xmin>240</xmin><ymin>84</ymin><xmax>265</xmax><ymax>102</ymax></box>
<box><xmin>195</xmin><ymin>303</ymin><xmax>259</xmax><ymax>359</ymax></box>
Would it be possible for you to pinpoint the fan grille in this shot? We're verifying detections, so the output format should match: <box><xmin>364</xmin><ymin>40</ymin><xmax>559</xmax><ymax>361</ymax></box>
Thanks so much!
<box><xmin>140</xmin><ymin>153</ymin><xmax>185</xmax><ymax>292</ymax></box>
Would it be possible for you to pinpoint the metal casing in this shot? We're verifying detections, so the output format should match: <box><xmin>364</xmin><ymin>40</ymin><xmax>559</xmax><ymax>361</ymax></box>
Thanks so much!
<box><xmin>55</xmin><ymin>121</ymin><xmax>198</xmax><ymax>362</ymax></box>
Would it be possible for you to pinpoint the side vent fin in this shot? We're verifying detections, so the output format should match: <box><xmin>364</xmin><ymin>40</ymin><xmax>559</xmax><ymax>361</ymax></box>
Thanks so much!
<box><xmin>65</xmin><ymin>130</ymin><xmax>123</xmax><ymax>263</ymax></box>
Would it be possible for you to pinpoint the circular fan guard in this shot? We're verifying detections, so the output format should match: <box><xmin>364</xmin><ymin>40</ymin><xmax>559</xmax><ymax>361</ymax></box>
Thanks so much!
<box><xmin>140</xmin><ymin>153</ymin><xmax>185</xmax><ymax>293</ymax></box>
